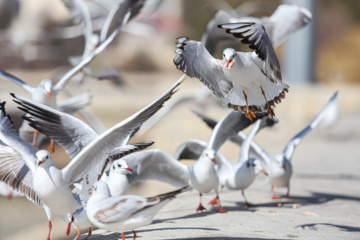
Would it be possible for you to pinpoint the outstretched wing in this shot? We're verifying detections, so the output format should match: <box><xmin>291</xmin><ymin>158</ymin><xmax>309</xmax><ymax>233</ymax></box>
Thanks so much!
<box><xmin>0</xmin><ymin>101</ymin><xmax>38</xmax><ymax>174</ymax></box>
<box><xmin>13</xmin><ymin>94</ymin><xmax>98</xmax><ymax>160</ymax></box>
<box><xmin>0</xmin><ymin>69</ymin><xmax>34</xmax><ymax>93</ymax></box>
<box><xmin>0</xmin><ymin>144</ymin><xmax>42</xmax><ymax>206</ymax></box>
<box><xmin>60</xmin><ymin>76</ymin><xmax>184</xmax><ymax>185</ymax></box>
<box><xmin>218</xmin><ymin>22</ymin><xmax>282</xmax><ymax>85</ymax></box>
<box><xmin>123</xmin><ymin>149</ymin><xmax>189</xmax><ymax>188</ymax></box>
<box><xmin>173</xmin><ymin>37</ymin><xmax>233</xmax><ymax>99</ymax></box>
<box><xmin>283</xmin><ymin>92</ymin><xmax>339</xmax><ymax>161</ymax></box>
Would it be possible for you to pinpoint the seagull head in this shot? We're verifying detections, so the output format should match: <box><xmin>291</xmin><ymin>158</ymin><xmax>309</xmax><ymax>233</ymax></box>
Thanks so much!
<box><xmin>36</xmin><ymin>150</ymin><xmax>52</xmax><ymax>167</ymax></box>
<box><xmin>110</xmin><ymin>159</ymin><xmax>133</xmax><ymax>176</ymax></box>
<box><xmin>252</xmin><ymin>159</ymin><xmax>268</xmax><ymax>176</ymax></box>
<box><xmin>40</xmin><ymin>79</ymin><xmax>53</xmax><ymax>99</ymax></box>
<box><xmin>221</xmin><ymin>48</ymin><xmax>236</xmax><ymax>69</ymax></box>
<box><xmin>203</xmin><ymin>149</ymin><xmax>216</xmax><ymax>164</ymax></box>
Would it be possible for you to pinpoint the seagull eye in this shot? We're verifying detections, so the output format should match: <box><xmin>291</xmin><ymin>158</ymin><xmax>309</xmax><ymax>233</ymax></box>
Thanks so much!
<box><xmin>46</xmin><ymin>155</ymin><xmax>48</xmax><ymax>159</ymax></box>
<box><xmin>223</xmin><ymin>54</ymin><xmax>225</xmax><ymax>57</ymax></box>
<box><xmin>113</xmin><ymin>165</ymin><xmax>115</xmax><ymax>170</ymax></box>
<box><xmin>118</xmin><ymin>164</ymin><xmax>121</xmax><ymax>168</ymax></box>
<box><xmin>246</xmin><ymin>162</ymin><xmax>250</xmax><ymax>167</ymax></box>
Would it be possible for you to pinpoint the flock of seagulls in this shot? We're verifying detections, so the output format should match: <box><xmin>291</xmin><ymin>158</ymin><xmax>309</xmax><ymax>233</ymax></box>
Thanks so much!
<box><xmin>0</xmin><ymin>1</ymin><xmax>339</xmax><ymax>240</ymax></box>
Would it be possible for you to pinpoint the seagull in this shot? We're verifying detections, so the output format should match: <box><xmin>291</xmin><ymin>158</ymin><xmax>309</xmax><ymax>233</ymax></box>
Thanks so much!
<box><xmin>201</xmin><ymin>4</ymin><xmax>313</xmax><ymax>55</ymax></box>
<box><xmin>0</xmin><ymin>68</ymin><xmax>91</xmax><ymax>151</ymax></box>
<box><xmin>174</xmin><ymin>113</ymin><xmax>272</xmax><ymax>207</ymax></box>
<box><xmin>198</xmin><ymin>92</ymin><xmax>339</xmax><ymax>199</ymax></box>
<box><xmin>0</xmin><ymin>181</ymin><xmax>23</xmax><ymax>200</ymax></box>
<box><xmin>174</xmin><ymin>21</ymin><xmax>289</xmax><ymax>121</ymax></box>
<box><xmin>113</xmin><ymin>147</ymin><xmax>224</xmax><ymax>213</ymax></box>
<box><xmin>0</xmin><ymin>76</ymin><xmax>182</xmax><ymax>239</ymax></box>
<box><xmin>61</xmin><ymin>145</ymin><xmax>152</xmax><ymax>240</ymax></box>
<box><xmin>87</xmin><ymin>181</ymin><xmax>190</xmax><ymax>240</ymax></box>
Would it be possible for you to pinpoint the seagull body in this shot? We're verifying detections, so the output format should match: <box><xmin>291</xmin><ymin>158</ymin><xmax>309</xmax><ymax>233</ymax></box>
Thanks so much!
<box><xmin>86</xmin><ymin>180</ymin><xmax>189</xmax><ymax>238</ymax></box>
<box><xmin>174</xmin><ymin>21</ymin><xmax>289</xmax><ymax>121</ymax></box>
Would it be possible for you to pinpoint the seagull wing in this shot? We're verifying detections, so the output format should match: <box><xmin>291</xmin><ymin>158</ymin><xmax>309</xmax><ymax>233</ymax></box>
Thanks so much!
<box><xmin>0</xmin><ymin>69</ymin><xmax>34</xmax><ymax>93</ymax></box>
<box><xmin>263</xmin><ymin>4</ymin><xmax>312</xmax><ymax>48</ymax></box>
<box><xmin>0</xmin><ymin>101</ymin><xmax>37</xmax><ymax>174</ymax></box>
<box><xmin>12</xmin><ymin>94</ymin><xmax>98</xmax><ymax>160</ymax></box>
<box><xmin>218</xmin><ymin>22</ymin><xmax>282</xmax><ymax>84</ymax></box>
<box><xmin>174</xmin><ymin>37</ymin><xmax>233</xmax><ymax>99</ymax></box>
<box><xmin>201</xmin><ymin>10</ymin><xmax>237</xmax><ymax>55</ymax></box>
<box><xmin>60</xmin><ymin>77</ymin><xmax>184</xmax><ymax>185</ymax></box>
<box><xmin>100</xmin><ymin>0</ymin><xmax>145</xmax><ymax>41</ymax></box>
<box><xmin>0</xmin><ymin>144</ymin><xmax>42</xmax><ymax>206</ymax></box>
<box><xmin>123</xmin><ymin>149</ymin><xmax>189</xmax><ymax>188</ymax></box>
<box><xmin>57</xmin><ymin>91</ymin><xmax>92</xmax><ymax>114</ymax></box>
<box><xmin>283</xmin><ymin>92</ymin><xmax>339</xmax><ymax>161</ymax></box>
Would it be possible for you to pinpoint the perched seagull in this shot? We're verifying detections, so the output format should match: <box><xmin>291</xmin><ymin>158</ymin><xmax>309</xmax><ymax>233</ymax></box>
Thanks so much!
<box><xmin>199</xmin><ymin>92</ymin><xmax>339</xmax><ymax>199</ymax></box>
<box><xmin>201</xmin><ymin>4</ymin><xmax>313</xmax><ymax>55</ymax></box>
<box><xmin>87</xmin><ymin>181</ymin><xmax>190</xmax><ymax>240</ymax></box>
<box><xmin>174</xmin><ymin>114</ymin><xmax>271</xmax><ymax>207</ymax></box>
<box><xmin>174</xmin><ymin>21</ymin><xmax>289</xmax><ymax>121</ymax></box>
<box><xmin>0</xmin><ymin>77</ymin><xmax>182</xmax><ymax>239</ymax></box>
<box><xmin>115</xmin><ymin>147</ymin><xmax>224</xmax><ymax>213</ymax></box>
<box><xmin>62</xmin><ymin>145</ymin><xmax>152</xmax><ymax>240</ymax></box>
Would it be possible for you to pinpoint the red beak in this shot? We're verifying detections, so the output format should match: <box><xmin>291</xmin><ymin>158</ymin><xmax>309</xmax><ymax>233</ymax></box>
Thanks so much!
<box><xmin>126</xmin><ymin>167</ymin><xmax>133</xmax><ymax>172</ymax></box>
<box><xmin>38</xmin><ymin>161</ymin><xmax>43</xmax><ymax>166</ymax></box>
<box><xmin>211</xmin><ymin>158</ymin><xmax>216</xmax><ymax>164</ymax></box>
<box><xmin>47</xmin><ymin>92</ymin><xmax>52</xmax><ymax>99</ymax></box>
<box><xmin>259</xmin><ymin>169</ymin><xmax>268</xmax><ymax>176</ymax></box>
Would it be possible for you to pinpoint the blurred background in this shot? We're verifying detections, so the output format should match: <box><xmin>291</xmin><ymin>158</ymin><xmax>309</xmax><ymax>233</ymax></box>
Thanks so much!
<box><xmin>0</xmin><ymin>0</ymin><xmax>359</xmax><ymax>239</ymax></box>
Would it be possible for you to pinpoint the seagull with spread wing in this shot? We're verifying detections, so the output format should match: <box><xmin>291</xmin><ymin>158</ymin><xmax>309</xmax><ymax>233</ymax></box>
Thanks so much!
<box><xmin>174</xmin><ymin>22</ymin><xmax>289</xmax><ymax>121</ymax></box>
<box><xmin>0</xmin><ymin>77</ymin><xmax>182</xmax><ymax>239</ymax></box>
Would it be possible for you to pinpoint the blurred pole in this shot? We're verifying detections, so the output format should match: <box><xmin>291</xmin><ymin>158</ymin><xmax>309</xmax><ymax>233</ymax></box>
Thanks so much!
<box><xmin>282</xmin><ymin>0</ymin><xmax>317</xmax><ymax>83</ymax></box>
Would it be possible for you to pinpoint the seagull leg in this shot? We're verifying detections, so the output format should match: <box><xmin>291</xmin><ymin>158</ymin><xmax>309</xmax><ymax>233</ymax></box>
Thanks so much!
<box><xmin>242</xmin><ymin>190</ymin><xmax>254</xmax><ymax>207</ymax></box>
<box><xmin>271</xmin><ymin>186</ymin><xmax>281</xmax><ymax>200</ymax></box>
<box><xmin>215</xmin><ymin>193</ymin><xmax>227</xmax><ymax>213</ymax></box>
<box><xmin>208</xmin><ymin>195</ymin><xmax>220</xmax><ymax>206</ymax></box>
<box><xmin>196</xmin><ymin>193</ymin><xmax>206</xmax><ymax>212</ymax></box>
<box><xmin>74</xmin><ymin>227</ymin><xmax>81</xmax><ymax>240</ymax></box>
<box><xmin>243</xmin><ymin>91</ymin><xmax>256</xmax><ymax>121</ymax></box>
<box><xmin>66</xmin><ymin>216</ymin><xmax>74</xmax><ymax>236</ymax></box>
<box><xmin>7</xmin><ymin>189</ymin><xmax>13</xmax><ymax>200</ymax></box>
<box><xmin>260</xmin><ymin>86</ymin><xmax>275</xmax><ymax>118</ymax></box>
<box><xmin>32</xmin><ymin>129</ymin><xmax>38</xmax><ymax>147</ymax></box>
<box><xmin>121</xmin><ymin>232</ymin><xmax>125</xmax><ymax>240</ymax></box>
<box><xmin>132</xmin><ymin>229</ymin><xmax>137</xmax><ymax>240</ymax></box>
<box><xmin>82</xmin><ymin>227</ymin><xmax>92</xmax><ymax>240</ymax></box>
<box><xmin>47</xmin><ymin>139</ymin><xmax>55</xmax><ymax>153</ymax></box>
<box><xmin>47</xmin><ymin>220</ymin><xmax>52</xmax><ymax>240</ymax></box>
<box><xmin>286</xmin><ymin>186</ymin><xmax>290</xmax><ymax>198</ymax></box>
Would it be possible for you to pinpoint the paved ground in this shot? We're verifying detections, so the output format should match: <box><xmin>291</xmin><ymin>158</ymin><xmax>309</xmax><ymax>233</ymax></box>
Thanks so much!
<box><xmin>0</xmin><ymin>71</ymin><xmax>359</xmax><ymax>240</ymax></box>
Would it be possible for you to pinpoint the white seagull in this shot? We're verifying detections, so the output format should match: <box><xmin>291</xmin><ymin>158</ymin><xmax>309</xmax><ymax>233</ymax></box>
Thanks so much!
<box><xmin>0</xmin><ymin>76</ymin><xmax>182</xmax><ymax>239</ymax></box>
<box><xmin>0</xmin><ymin>69</ymin><xmax>92</xmax><ymax>150</ymax></box>
<box><xmin>174</xmin><ymin>115</ymin><xmax>270</xmax><ymax>207</ymax></box>
<box><xmin>199</xmin><ymin>92</ymin><xmax>339</xmax><ymax>199</ymax></box>
<box><xmin>174</xmin><ymin>21</ymin><xmax>289</xmax><ymax>121</ymax></box>
<box><xmin>201</xmin><ymin>4</ymin><xmax>313</xmax><ymax>55</ymax></box>
<box><xmin>86</xmin><ymin>181</ymin><xmax>190</xmax><ymax>240</ymax></box>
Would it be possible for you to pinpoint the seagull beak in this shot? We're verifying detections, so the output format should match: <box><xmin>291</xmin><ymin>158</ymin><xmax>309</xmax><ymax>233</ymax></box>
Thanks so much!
<box><xmin>46</xmin><ymin>92</ymin><xmax>52</xmax><ymax>99</ymax></box>
<box><xmin>126</xmin><ymin>167</ymin><xmax>133</xmax><ymax>172</ymax></box>
<box><xmin>211</xmin><ymin>158</ymin><xmax>216</xmax><ymax>164</ymax></box>
<box><xmin>259</xmin><ymin>169</ymin><xmax>268</xmax><ymax>176</ymax></box>
<box><xmin>225</xmin><ymin>59</ymin><xmax>230</xmax><ymax>68</ymax></box>
<box><xmin>38</xmin><ymin>160</ymin><xmax>43</xmax><ymax>166</ymax></box>
<box><xmin>227</xmin><ymin>59</ymin><xmax>235</xmax><ymax>69</ymax></box>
